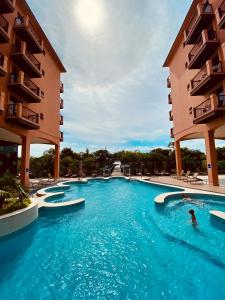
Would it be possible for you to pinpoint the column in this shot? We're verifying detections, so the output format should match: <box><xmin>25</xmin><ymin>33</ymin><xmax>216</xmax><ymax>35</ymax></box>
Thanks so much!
<box><xmin>175</xmin><ymin>140</ymin><xmax>182</xmax><ymax>176</ymax></box>
<box><xmin>54</xmin><ymin>144</ymin><xmax>60</xmax><ymax>179</ymax></box>
<box><xmin>20</xmin><ymin>136</ymin><xmax>30</xmax><ymax>187</ymax></box>
<box><xmin>204</xmin><ymin>130</ymin><xmax>219</xmax><ymax>186</ymax></box>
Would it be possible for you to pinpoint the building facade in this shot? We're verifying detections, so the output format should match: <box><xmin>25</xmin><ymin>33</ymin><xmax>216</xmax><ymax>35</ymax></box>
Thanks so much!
<box><xmin>0</xmin><ymin>0</ymin><xmax>66</xmax><ymax>186</ymax></box>
<box><xmin>164</xmin><ymin>0</ymin><xmax>225</xmax><ymax>186</ymax></box>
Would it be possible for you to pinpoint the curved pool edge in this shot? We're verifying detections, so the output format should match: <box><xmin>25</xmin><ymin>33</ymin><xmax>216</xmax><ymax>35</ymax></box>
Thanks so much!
<box><xmin>210</xmin><ymin>210</ymin><xmax>225</xmax><ymax>222</ymax></box>
<box><xmin>0</xmin><ymin>199</ymin><xmax>38</xmax><ymax>238</ymax></box>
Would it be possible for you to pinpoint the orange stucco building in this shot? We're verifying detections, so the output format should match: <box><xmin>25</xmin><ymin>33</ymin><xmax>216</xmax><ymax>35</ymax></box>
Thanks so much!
<box><xmin>0</xmin><ymin>0</ymin><xmax>66</xmax><ymax>186</ymax></box>
<box><xmin>164</xmin><ymin>0</ymin><xmax>225</xmax><ymax>186</ymax></box>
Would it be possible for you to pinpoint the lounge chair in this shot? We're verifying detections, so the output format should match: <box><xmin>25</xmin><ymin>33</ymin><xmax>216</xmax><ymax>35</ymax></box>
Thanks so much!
<box><xmin>187</xmin><ymin>173</ymin><xmax>205</xmax><ymax>184</ymax></box>
<box><xmin>179</xmin><ymin>171</ymin><xmax>191</xmax><ymax>181</ymax></box>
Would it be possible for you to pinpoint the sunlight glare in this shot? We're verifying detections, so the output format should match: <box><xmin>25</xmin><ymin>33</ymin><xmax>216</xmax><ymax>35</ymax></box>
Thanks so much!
<box><xmin>75</xmin><ymin>0</ymin><xmax>105</xmax><ymax>33</ymax></box>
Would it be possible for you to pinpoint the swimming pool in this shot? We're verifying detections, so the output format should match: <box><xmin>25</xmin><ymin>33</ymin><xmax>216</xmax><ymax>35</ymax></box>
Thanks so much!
<box><xmin>0</xmin><ymin>179</ymin><xmax>225</xmax><ymax>299</ymax></box>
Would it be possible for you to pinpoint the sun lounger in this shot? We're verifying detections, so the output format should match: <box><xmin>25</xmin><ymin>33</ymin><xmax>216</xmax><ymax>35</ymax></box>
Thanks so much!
<box><xmin>179</xmin><ymin>171</ymin><xmax>191</xmax><ymax>181</ymax></box>
<box><xmin>171</xmin><ymin>170</ymin><xmax>184</xmax><ymax>179</ymax></box>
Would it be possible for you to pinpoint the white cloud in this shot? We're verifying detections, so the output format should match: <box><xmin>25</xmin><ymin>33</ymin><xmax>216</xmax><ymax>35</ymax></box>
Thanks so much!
<box><xmin>27</xmin><ymin>0</ymin><xmax>191</xmax><ymax>153</ymax></box>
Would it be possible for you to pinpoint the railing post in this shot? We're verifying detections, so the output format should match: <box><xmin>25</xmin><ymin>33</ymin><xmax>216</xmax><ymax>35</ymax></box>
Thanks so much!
<box><xmin>196</xmin><ymin>3</ymin><xmax>202</xmax><ymax>15</ymax></box>
<box><xmin>202</xmin><ymin>29</ymin><xmax>208</xmax><ymax>43</ymax></box>
<box><xmin>210</xmin><ymin>94</ymin><xmax>217</xmax><ymax>110</ymax></box>
<box><xmin>18</xmin><ymin>71</ymin><xmax>24</xmax><ymax>84</ymax></box>
<box><xmin>21</xmin><ymin>41</ymin><xmax>26</xmax><ymax>55</ymax></box>
<box><xmin>215</xmin><ymin>8</ymin><xmax>221</xmax><ymax>25</ymax></box>
<box><xmin>0</xmin><ymin>92</ymin><xmax>5</xmax><ymax>114</ymax></box>
<box><xmin>3</xmin><ymin>55</ymin><xmax>8</xmax><ymax>72</ymax></box>
<box><xmin>17</xmin><ymin>102</ymin><xmax>22</xmax><ymax>117</ymax></box>
<box><xmin>206</xmin><ymin>59</ymin><xmax>212</xmax><ymax>74</ymax></box>
<box><xmin>24</xmin><ymin>15</ymin><xmax>29</xmax><ymax>28</ymax></box>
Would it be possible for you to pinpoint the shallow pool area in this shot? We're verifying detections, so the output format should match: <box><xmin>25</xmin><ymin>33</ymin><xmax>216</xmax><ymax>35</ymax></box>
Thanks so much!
<box><xmin>0</xmin><ymin>179</ymin><xmax>225</xmax><ymax>299</ymax></box>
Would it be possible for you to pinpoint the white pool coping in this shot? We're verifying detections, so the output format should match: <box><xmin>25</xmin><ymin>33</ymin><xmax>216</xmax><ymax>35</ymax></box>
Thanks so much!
<box><xmin>210</xmin><ymin>210</ymin><xmax>225</xmax><ymax>221</ymax></box>
<box><xmin>0</xmin><ymin>199</ymin><xmax>38</xmax><ymax>237</ymax></box>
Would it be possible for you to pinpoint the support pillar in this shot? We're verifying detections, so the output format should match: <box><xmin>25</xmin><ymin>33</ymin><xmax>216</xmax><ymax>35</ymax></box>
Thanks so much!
<box><xmin>20</xmin><ymin>136</ymin><xmax>30</xmax><ymax>187</ymax></box>
<box><xmin>54</xmin><ymin>144</ymin><xmax>60</xmax><ymax>179</ymax></box>
<box><xmin>204</xmin><ymin>130</ymin><xmax>219</xmax><ymax>186</ymax></box>
<box><xmin>175</xmin><ymin>140</ymin><xmax>182</xmax><ymax>176</ymax></box>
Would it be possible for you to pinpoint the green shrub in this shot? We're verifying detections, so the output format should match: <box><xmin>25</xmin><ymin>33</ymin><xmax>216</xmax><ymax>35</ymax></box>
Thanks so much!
<box><xmin>0</xmin><ymin>171</ymin><xmax>31</xmax><ymax>215</ymax></box>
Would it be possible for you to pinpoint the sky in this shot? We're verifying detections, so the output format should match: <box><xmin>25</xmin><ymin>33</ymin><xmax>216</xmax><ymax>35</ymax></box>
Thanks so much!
<box><xmin>26</xmin><ymin>0</ymin><xmax>224</xmax><ymax>156</ymax></box>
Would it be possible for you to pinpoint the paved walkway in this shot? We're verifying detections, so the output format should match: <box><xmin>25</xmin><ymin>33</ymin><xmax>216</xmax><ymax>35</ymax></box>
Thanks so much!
<box><xmin>148</xmin><ymin>176</ymin><xmax>225</xmax><ymax>195</ymax></box>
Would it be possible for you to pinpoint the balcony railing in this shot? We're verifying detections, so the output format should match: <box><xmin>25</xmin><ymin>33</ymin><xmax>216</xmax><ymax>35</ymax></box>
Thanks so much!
<box><xmin>14</xmin><ymin>16</ymin><xmax>43</xmax><ymax>53</ymax></box>
<box><xmin>190</xmin><ymin>61</ymin><xmax>225</xmax><ymax>96</ymax></box>
<box><xmin>12</xmin><ymin>42</ymin><xmax>41</xmax><ymax>78</ymax></box>
<box><xmin>217</xmin><ymin>0</ymin><xmax>225</xmax><ymax>29</ymax></box>
<box><xmin>194</xmin><ymin>98</ymin><xmax>211</xmax><ymax>119</ymax></box>
<box><xmin>6</xmin><ymin>103</ymin><xmax>39</xmax><ymax>129</ymax></box>
<box><xmin>0</xmin><ymin>52</ymin><xmax>7</xmax><ymax>76</ymax></box>
<box><xmin>168</xmin><ymin>93</ymin><xmax>172</xmax><ymax>104</ymax></box>
<box><xmin>193</xmin><ymin>94</ymin><xmax>225</xmax><ymax>124</ymax></box>
<box><xmin>60</xmin><ymin>131</ymin><xmax>64</xmax><ymax>142</ymax></box>
<box><xmin>169</xmin><ymin>110</ymin><xmax>173</xmax><ymax>121</ymax></box>
<box><xmin>185</xmin><ymin>3</ymin><xmax>214</xmax><ymax>44</ymax></box>
<box><xmin>188</xmin><ymin>30</ymin><xmax>219</xmax><ymax>69</ymax></box>
<box><xmin>60</xmin><ymin>81</ymin><xmax>64</xmax><ymax>93</ymax></box>
<box><xmin>170</xmin><ymin>128</ymin><xmax>174</xmax><ymax>138</ymax></box>
<box><xmin>0</xmin><ymin>15</ymin><xmax>10</xmax><ymax>43</ymax></box>
<box><xmin>0</xmin><ymin>0</ymin><xmax>15</xmax><ymax>14</ymax></box>
<box><xmin>60</xmin><ymin>98</ymin><xmax>64</xmax><ymax>109</ymax></box>
<box><xmin>8</xmin><ymin>71</ymin><xmax>41</xmax><ymax>103</ymax></box>
<box><xmin>60</xmin><ymin>115</ymin><xmax>64</xmax><ymax>125</ymax></box>
<box><xmin>167</xmin><ymin>76</ymin><xmax>171</xmax><ymax>88</ymax></box>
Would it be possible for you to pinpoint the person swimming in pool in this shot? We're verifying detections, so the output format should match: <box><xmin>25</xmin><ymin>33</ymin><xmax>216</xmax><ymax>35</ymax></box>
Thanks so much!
<box><xmin>189</xmin><ymin>209</ymin><xmax>198</xmax><ymax>225</ymax></box>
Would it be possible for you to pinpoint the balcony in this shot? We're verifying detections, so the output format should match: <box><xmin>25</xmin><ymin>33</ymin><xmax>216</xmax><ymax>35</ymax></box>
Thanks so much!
<box><xmin>60</xmin><ymin>131</ymin><xmax>64</xmax><ymax>142</ymax></box>
<box><xmin>168</xmin><ymin>93</ymin><xmax>172</xmax><ymax>104</ymax></box>
<box><xmin>0</xmin><ymin>52</ymin><xmax>7</xmax><ymax>76</ymax></box>
<box><xmin>8</xmin><ymin>71</ymin><xmax>42</xmax><ymax>103</ymax></box>
<box><xmin>216</xmin><ymin>0</ymin><xmax>225</xmax><ymax>29</ymax></box>
<box><xmin>0</xmin><ymin>15</ymin><xmax>10</xmax><ymax>43</ymax></box>
<box><xmin>14</xmin><ymin>16</ymin><xmax>43</xmax><ymax>54</ymax></box>
<box><xmin>5</xmin><ymin>103</ymin><xmax>40</xmax><ymax>129</ymax></box>
<box><xmin>167</xmin><ymin>76</ymin><xmax>171</xmax><ymax>88</ymax></box>
<box><xmin>190</xmin><ymin>60</ymin><xmax>225</xmax><ymax>96</ymax></box>
<box><xmin>193</xmin><ymin>94</ymin><xmax>225</xmax><ymax>124</ymax></box>
<box><xmin>60</xmin><ymin>98</ymin><xmax>64</xmax><ymax>109</ymax></box>
<box><xmin>11</xmin><ymin>42</ymin><xmax>41</xmax><ymax>78</ymax></box>
<box><xmin>170</xmin><ymin>128</ymin><xmax>174</xmax><ymax>139</ymax></box>
<box><xmin>169</xmin><ymin>110</ymin><xmax>173</xmax><ymax>121</ymax></box>
<box><xmin>0</xmin><ymin>0</ymin><xmax>15</xmax><ymax>14</ymax></box>
<box><xmin>60</xmin><ymin>115</ymin><xmax>64</xmax><ymax>125</ymax></box>
<box><xmin>185</xmin><ymin>3</ymin><xmax>214</xmax><ymax>45</ymax></box>
<box><xmin>60</xmin><ymin>81</ymin><xmax>64</xmax><ymax>93</ymax></box>
<box><xmin>188</xmin><ymin>30</ymin><xmax>220</xmax><ymax>69</ymax></box>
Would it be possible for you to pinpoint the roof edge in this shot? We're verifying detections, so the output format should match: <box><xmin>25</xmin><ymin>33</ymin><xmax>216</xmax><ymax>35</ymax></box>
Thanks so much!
<box><xmin>163</xmin><ymin>0</ymin><xmax>199</xmax><ymax>68</ymax></box>
<box><xmin>21</xmin><ymin>0</ymin><xmax>66</xmax><ymax>73</ymax></box>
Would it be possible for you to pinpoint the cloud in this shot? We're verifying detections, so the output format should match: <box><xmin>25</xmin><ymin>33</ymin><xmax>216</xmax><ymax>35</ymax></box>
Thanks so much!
<box><xmin>27</xmin><ymin>0</ymin><xmax>191</xmax><ymax>156</ymax></box>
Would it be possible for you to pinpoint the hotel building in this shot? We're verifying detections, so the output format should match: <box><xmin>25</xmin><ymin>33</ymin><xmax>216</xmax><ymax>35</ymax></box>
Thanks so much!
<box><xmin>0</xmin><ymin>0</ymin><xmax>66</xmax><ymax>186</ymax></box>
<box><xmin>164</xmin><ymin>0</ymin><xmax>225</xmax><ymax>186</ymax></box>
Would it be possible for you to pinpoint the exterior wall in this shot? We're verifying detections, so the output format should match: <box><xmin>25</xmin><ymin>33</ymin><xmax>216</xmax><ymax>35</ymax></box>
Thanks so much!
<box><xmin>167</xmin><ymin>0</ymin><xmax>225</xmax><ymax>142</ymax></box>
<box><xmin>0</xmin><ymin>0</ymin><xmax>64</xmax><ymax>146</ymax></box>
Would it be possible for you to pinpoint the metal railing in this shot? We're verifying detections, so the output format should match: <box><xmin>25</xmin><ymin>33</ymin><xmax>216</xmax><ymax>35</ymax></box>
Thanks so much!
<box><xmin>191</xmin><ymin>65</ymin><xmax>207</xmax><ymax>89</ymax></box>
<box><xmin>188</xmin><ymin>30</ymin><xmax>217</xmax><ymax>62</ymax></box>
<box><xmin>194</xmin><ymin>98</ymin><xmax>211</xmax><ymax>119</ymax></box>
<box><xmin>167</xmin><ymin>76</ymin><xmax>171</xmax><ymax>88</ymax></box>
<box><xmin>60</xmin><ymin>131</ymin><xmax>64</xmax><ymax>141</ymax></box>
<box><xmin>15</xmin><ymin>17</ymin><xmax>41</xmax><ymax>44</ymax></box>
<box><xmin>24</xmin><ymin>74</ymin><xmax>39</xmax><ymax>95</ymax></box>
<box><xmin>217</xmin><ymin>94</ymin><xmax>225</xmax><ymax>107</ymax></box>
<box><xmin>186</xmin><ymin>4</ymin><xmax>213</xmax><ymax>36</ymax></box>
<box><xmin>60</xmin><ymin>81</ymin><xmax>64</xmax><ymax>92</ymax></box>
<box><xmin>0</xmin><ymin>15</ymin><xmax>9</xmax><ymax>33</ymax></box>
<box><xmin>60</xmin><ymin>98</ymin><xmax>64</xmax><ymax>109</ymax></box>
<box><xmin>6</xmin><ymin>103</ymin><xmax>39</xmax><ymax>124</ymax></box>
<box><xmin>170</xmin><ymin>128</ymin><xmax>174</xmax><ymax>138</ymax></box>
<box><xmin>12</xmin><ymin>42</ymin><xmax>40</xmax><ymax>70</ymax></box>
<box><xmin>22</xmin><ymin>106</ymin><xmax>39</xmax><ymax>123</ymax></box>
<box><xmin>9</xmin><ymin>72</ymin><xmax>19</xmax><ymax>83</ymax></box>
<box><xmin>25</xmin><ymin>49</ymin><xmax>40</xmax><ymax>69</ymax></box>
<box><xmin>218</xmin><ymin>0</ymin><xmax>225</xmax><ymax>18</ymax></box>
<box><xmin>168</xmin><ymin>93</ymin><xmax>172</xmax><ymax>104</ymax></box>
<box><xmin>191</xmin><ymin>61</ymin><xmax>222</xmax><ymax>89</ymax></box>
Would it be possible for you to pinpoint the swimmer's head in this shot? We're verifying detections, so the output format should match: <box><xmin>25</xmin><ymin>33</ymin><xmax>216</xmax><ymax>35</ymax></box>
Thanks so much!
<box><xmin>189</xmin><ymin>209</ymin><xmax>195</xmax><ymax>215</ymax></box>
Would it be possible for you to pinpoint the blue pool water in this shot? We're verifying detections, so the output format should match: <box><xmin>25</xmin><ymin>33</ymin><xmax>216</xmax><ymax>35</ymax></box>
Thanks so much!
<box><xmin>0</xmin><ymin>179</ymin><xmax>225</xmax><ymax>299</ymax></box>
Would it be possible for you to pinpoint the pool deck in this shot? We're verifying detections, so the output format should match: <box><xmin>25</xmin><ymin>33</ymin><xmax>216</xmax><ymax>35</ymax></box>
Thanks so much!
<box><xmin>141</xmin><ymin>176</ymin><xmax>225</xmax><ymax>195</ymax></box>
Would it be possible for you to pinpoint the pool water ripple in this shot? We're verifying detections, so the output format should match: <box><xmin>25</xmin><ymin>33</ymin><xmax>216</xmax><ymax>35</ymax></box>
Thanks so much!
<box><xmin>0</xmin><ymin>179</ymin><xmax>225</xmax><ymax>299</ymax></box>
